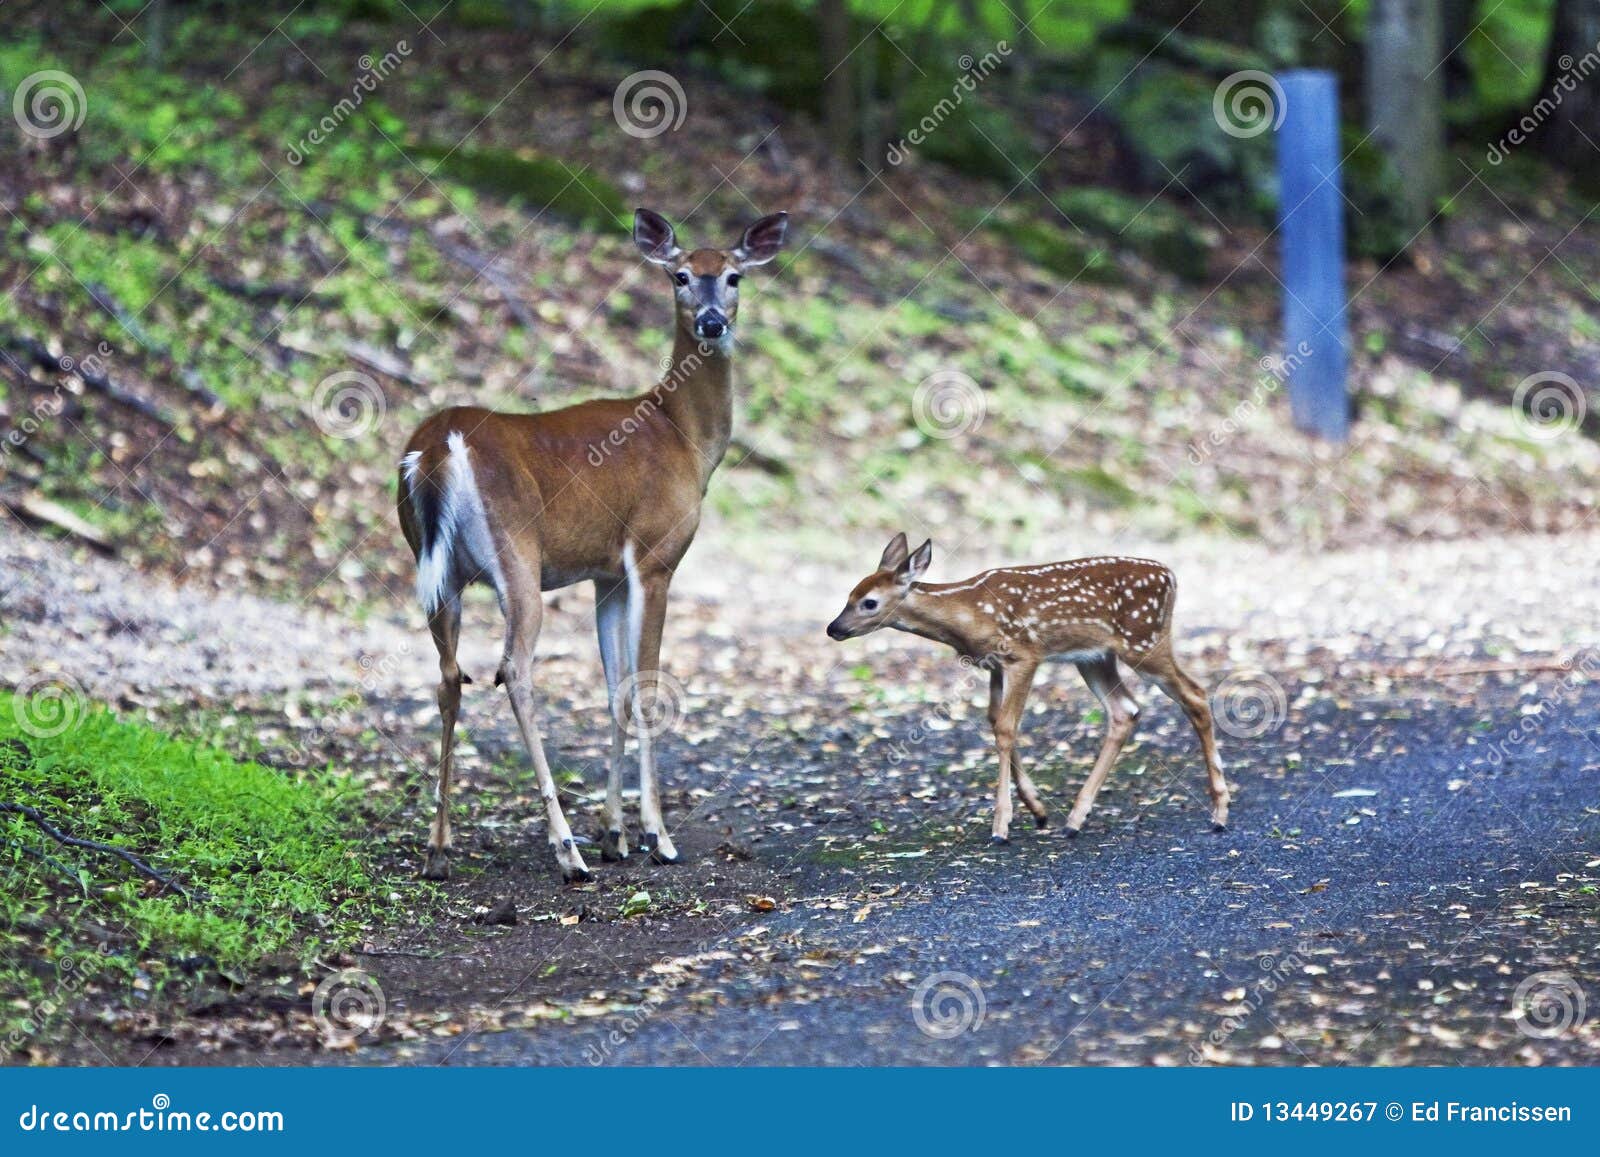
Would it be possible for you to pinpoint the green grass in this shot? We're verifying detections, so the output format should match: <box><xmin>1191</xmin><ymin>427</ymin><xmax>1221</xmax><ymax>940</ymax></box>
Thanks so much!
<box><xmin>0</xmin><ymin>696</ymin><xmax>378</xmax><ymax>1043</ymax></box>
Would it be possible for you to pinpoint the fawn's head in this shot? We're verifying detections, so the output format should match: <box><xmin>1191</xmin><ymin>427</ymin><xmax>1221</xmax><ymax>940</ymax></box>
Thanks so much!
<box><xmin>827</xmin><ymin>532</ymin><xmax>933</xmax><ymax>640</ymax></box>
<box><xmin>634</xmin><ymin>208</ymin><xmax>788</xmax><ymax>351</ymax></box>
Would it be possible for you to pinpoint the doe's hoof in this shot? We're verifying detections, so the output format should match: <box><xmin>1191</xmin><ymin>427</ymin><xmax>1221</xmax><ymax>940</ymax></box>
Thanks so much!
<box><xmin>642</xmin><ymin>832</ymin><xmax>680</xmax><ymax>864</ymax></box>
<box><xmin>420</xmin><ymin>849</ymin><xmax>450</xmax><ymax>880</ymax></box>
<box><xmin>1035</xmin><ymin>815</ymin><xmax>1050</xmax><ymax>829</ymax></box>
<box><xmin>1211</xmin><ymin>821</ymin><xmax>1229</xmax><ymax>833</ymax></box>
<box><xmin>561</xmin><ymin>864</ymin><xmax>592</xmax><ymax>884</ymax></box>
<box><xmin>1064</xmin><ymin>826</ymin><xmax>1081</xmax><ymax>840</ymax></box>
<box><xmin>990</xmin><ymin>834</ymin><xmax>1010</xmax><ymax>846</ymax></box>
<box><xmin>600</xmin><ymin>829</ymin><xmax>630</xmax><ymax>862</ymax></box>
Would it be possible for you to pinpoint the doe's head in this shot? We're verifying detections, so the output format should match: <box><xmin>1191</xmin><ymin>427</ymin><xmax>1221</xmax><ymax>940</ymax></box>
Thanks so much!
<box><xmin>633</xmin><ymin>208</ymin><xmax>788</xmax><ymax>350</ymax></box>
<box><xmin>826</xmin><ymin>533</ymin><xmax>932</xmax><ymax>641</ymax></box>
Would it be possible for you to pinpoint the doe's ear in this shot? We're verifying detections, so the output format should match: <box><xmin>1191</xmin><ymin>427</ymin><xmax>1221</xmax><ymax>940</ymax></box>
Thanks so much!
<box><xmin>897</xmin><ymin>539</ymin><xmax>933</xmax><ymax>584</ymax></box>
<box><xmin>878</xmin><ymin>531</ymin><xmax>910</xmax><ymax>572</ymax></box>
<box><xmin>733</xmin><ymin>211</ymin><xmax>788</xmax><ymax>266</ymax></box>
<box><xmin>634</xmin><ymin>208</ymin><xmax>681</xmax><ymax>266</ymax></box>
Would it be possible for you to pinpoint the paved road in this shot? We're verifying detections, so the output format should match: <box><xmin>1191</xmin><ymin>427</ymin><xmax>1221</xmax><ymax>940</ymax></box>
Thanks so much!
<box><xmin>368</xmin><ymin>673</ymin><xmax>1600</xmax><ymax>1066</ymax></box>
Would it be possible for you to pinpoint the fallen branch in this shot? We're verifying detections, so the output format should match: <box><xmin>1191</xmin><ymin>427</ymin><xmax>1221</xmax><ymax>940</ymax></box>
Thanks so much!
<box><xmin>1374</xmin><ymin>658</ymin><xmax>1590</xmax><ymax>679</ymax></box>
<box><xmin>0</xmin><ymin>491</ymin><xmax>115</xmax><ymax>553</ymax></box>
<box><xmin>427</xmin><ymin>232</ymin><xmax>537</xmax><ymax>329</ymax></box>
<box><xmin>209</xmin><ymin>276</ymin><xmax>334</xmax><ymax>308</ymax></box>
<box><xmin>0</xmin><ymin>331</ymin><xmax>176</xmax><ymax>428</ymax></box>
<box><xmin>0</xmin><ymin>802</ymin><xmax>191</xmax><ymax>898</ymax></box>
<box><xmin>84</xmin><ymin>282</ymin><xmax>225</xmax><ymax>411</ymax></box>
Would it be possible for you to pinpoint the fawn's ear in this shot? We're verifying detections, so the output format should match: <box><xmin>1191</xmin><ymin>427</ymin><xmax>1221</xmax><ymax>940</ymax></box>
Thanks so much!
<box><xmin>634</xmin><ymin>208</ymin><xmax>681</xmax><ymax>266</ymax></box>
<box><xmin>898</xmin><ymin>539</ymin><xmax>933</xmax><ymax>584</ymax></box>
<box><xmin>733</xmin><ymin>211</ymin><xmax>788</xmax><ymax>266</ymax></box>
<box><xmin>878</xmin><ymin>531</ymin><xmax>910</xmax><ymax>572</ymax></box>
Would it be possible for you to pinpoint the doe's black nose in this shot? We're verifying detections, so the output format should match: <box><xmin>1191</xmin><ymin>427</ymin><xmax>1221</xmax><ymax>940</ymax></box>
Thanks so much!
<box><xmin>697</xmin><ymin>313</ymin><xmax>727</xmax><ymax>338</ymax></box>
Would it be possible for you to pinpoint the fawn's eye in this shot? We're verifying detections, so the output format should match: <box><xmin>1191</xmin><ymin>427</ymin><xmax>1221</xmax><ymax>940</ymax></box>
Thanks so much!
<box><xmin>674</xmin><ymin>270</ymin><xmax>690</xmax><ymax>286</ymax></box>
<box><xmin>727</xmin><ymin>273</ymin><xmax>741</xmax><ymax>288</ymax></box>
<box><xmin>860</xmin><ymin>598</ymin><xmax>879</xmax><ymax>611</ymax></box>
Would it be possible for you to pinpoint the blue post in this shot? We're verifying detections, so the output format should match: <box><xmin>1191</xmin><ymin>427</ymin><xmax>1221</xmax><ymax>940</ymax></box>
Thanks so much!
<box><xmin>1276</xmin><ymin>70</ymin><xmax>1348</xmax><ymax>442</ymax></box>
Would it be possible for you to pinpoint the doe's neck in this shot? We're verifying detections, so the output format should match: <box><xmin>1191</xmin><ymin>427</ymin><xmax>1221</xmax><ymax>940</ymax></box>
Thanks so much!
<box><xmin>655</xmin><ymin>328</ymin><xmax>735</xmax><ymax>483</ymax></box>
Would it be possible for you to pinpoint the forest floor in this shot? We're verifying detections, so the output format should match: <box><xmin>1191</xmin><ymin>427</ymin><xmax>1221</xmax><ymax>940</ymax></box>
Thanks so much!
<box><xmin>3</xmin><ymin>525</ymin><xmax>1596</xmax><ymax>1066</ymax></box>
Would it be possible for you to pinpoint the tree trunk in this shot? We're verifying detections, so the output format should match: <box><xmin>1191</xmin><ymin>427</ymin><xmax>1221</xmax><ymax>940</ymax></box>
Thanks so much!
<box><xmin>1365</xmin><ymin>0</ymin><xmax>1446</xmax><ymax>231</ymax></box>
<box><xmin>1535</xmin><ymin>0</ymin><xmax>1600</xmax><ymax>176</ymax></box>
<box><xmin>819</xmin><ymin>0</ymin><xmax>858</xmax><ymax>165</ymax></box>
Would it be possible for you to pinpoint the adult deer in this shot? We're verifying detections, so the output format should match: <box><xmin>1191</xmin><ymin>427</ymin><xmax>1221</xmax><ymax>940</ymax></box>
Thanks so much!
<box><xmin>826</xmin><ymin>534</ymin><xmax>1229</xmax><ymax>842</ymax></box>
<box><xmin>398</xmin><ymin>208</ymin><xmax>789</xmax><ymax>882</ymax></box>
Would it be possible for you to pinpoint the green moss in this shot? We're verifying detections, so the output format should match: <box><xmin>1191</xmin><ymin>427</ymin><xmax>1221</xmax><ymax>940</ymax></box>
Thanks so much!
<box><xmin>0</xmin><ymin>700</ymin><xmax>382</xmax><ymax>1041</ymax></box>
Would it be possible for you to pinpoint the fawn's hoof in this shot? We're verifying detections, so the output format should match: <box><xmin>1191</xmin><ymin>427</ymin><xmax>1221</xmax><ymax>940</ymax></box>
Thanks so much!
<box><xmin>1035</xmin><ymin>814</ymin><xmax>1050</xmax><ymax>829</ymax></box>
<box><xmin>1211</xmin><ymin>820</ymin><xmax>1229</xmax><ymax>833</ymax></box>
<box><xmin>420</xmin><ymin>849</ymin><xmax>450</xmax><ymax>880</ymax></box>
<box><xmin>1065</xmin><ymin>825</ymin><xmax>1081</xmax><ymax>840</ymax></box>
<box><xmin>990</xmin><ymin>834</ymin><xmax>1010</xmax><ymax>846</ymax></box>
<box><xmin>600</xmin><ymin>829</ymin><xmax>629</xmax><ymax>861</ymax></box>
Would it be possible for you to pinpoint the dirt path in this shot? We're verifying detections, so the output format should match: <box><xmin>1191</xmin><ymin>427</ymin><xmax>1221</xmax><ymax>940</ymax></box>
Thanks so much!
<box><xmin>3</xmin><ymin>528</ymin><xmax>1597</xmax><ymax>1064</ymax></box>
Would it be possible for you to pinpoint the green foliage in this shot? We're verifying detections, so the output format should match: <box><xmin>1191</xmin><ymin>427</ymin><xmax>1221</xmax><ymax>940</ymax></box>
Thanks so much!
<box><xmin>1053</xmin><ymin>187</ymin><xmax>1214</xmax><ymax>281</ymax></box>
<box><xmin>1339</xmin><ymin>130</ymin><xmax>1413</xmax><ymax>261</ymax></box>
<box><xmin>982</xmin><ymin>214</ymin><xmax>1119</xmax><ymax>285</ymax></box>
<box><xmin>0</xmin><ymin>700</ymin><xmax>377</xmax><ymax>1038</ymax></box>
<box><xmin>411</xmin><ymin>144</ymin><xmax>628</xmax><ymax>227</ymax></box>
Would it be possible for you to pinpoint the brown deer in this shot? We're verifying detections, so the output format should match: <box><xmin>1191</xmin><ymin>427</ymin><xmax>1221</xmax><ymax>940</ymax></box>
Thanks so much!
<box><xmin>826</xmin><ymin>534</ymin><xmax>1229</xmax><ymax>843</ymax></box>
<box><xmin>398</xmin><ymin>208</ymin><xmax>789</xmax><ymax>881</ymax></box>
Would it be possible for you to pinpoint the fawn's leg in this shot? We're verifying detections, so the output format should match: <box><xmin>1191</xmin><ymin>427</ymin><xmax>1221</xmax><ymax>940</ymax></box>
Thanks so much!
<box><xmin>626</xmin><ymin>555</ymin><xmax>679</xmax><ymax>863</ymax></box>
<box><xmin>594</xmin><ymin>579</ymin><xmax>631</xmax><ymax>861</ymax></box>
<box><xmin>1140</xmin><ymin>643</ymin><xmax>1230</xmax><ymax>830</ymax></box>
<box><xmin>990</xmin><ymin>667</ymin><xmax>1048</xmax><ymax>829</ymax></box>
<box><xmin>988</xmin><ymin>660</ymin><xmax>1038</xmax><ymax>844</ymax></box>
<box><xmin>1066</xmin><ymin>654</ymin><xmax>1140</xmax><ymax>836</ymax></box>
<box><xmin>422</xmin><ymin>596</ymin><xmax>464</xmax><ymax>880</ymax></box>
<box><xmin>499</xmin><ymin>565</ymin><xmax>590</xmax><ymax>882</ymax></box>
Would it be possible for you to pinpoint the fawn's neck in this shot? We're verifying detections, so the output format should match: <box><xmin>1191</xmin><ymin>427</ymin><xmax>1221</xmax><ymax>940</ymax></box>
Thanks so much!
<box><xmin>653</xmin><ymin>329</ymin><xmax>734</xmax><ymax>488</ymax></box>
<box><xmin>890</xmin><ymin>585</ymin><xmax>985</xmax><ymax>656</ymax></box>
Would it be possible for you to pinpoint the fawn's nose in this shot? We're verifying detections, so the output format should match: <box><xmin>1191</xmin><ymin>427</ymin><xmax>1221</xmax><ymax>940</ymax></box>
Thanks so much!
<box><xmin>695</xmin><ymin>310</ymin><xmax>727</xmax><ymax>339</ymax></box>
<box><xmin>826</xmin><ymin>618</ymin><xmax>848</xmax><ymax>641</ymax></box>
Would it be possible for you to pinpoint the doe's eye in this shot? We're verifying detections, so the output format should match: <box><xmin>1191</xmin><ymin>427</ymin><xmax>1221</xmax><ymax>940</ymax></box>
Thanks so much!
<box><xmin>674</xmin><ymin>270</ymin><xmax>690</xmax><ymax>286</ymax></box>
<box><xmin>727</xmin><ymin>273</ymin><xmax>741</xmax><ymax>288</ymax></box>
<box><xmin>860</xmin><ymin>598</ymin><xmax>879</xmax><ymax>611</ymax></box>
